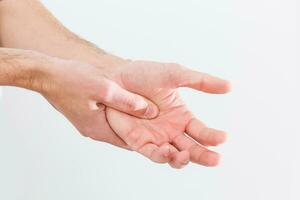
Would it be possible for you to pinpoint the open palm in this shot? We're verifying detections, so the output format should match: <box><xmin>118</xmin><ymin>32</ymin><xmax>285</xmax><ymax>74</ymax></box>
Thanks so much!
<box><xmin>106</xmin><ymin>61</ymin><xmax>230</xmax><ymax>168</ymax></box>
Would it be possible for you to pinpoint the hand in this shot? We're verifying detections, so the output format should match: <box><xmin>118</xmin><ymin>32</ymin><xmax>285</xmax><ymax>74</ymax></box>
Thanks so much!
<box><xmin>1</xmin><ymin>0</ymin><xmax>229</xmax><ymax>168</ymax></box>
<box><xmin>105</xmin><ymin>61</ymin><xmax>230</xmax><ymax>168</ymax></box>
<box><xmin>40</xmin><ymin>58</ymin><xmax>159</xmax><ymax>148</ymax></box>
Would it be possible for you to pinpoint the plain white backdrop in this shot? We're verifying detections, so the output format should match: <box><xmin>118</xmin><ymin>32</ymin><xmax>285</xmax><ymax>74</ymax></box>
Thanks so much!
<box><xmin>0</xmin><ymin>0</ymin><xmax>299</xmax><ymax>199</ymax></box>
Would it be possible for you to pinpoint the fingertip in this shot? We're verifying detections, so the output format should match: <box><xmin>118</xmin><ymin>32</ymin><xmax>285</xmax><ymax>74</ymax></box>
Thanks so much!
<box><xmin>139</xmin><ymin>143</ymin><xmax>172</xmax><ymax>164</ymax></box>
<box><xmin>169</xmin><ymin>150</ymin><xmax>190</xmax><ymax>169</ymax></box>
<box><xmin>201</xmin><ymin>151</ymin><xmax>221</xmax><ymax>167</ymax></box>
<box><xmin>209</xmin><ymin>154</ymin><xmax>221</xmax><ymax>167</ymax></box>
<box><xmin>210</xmin><ymin>130</ymin><xmax>228</xmax><ymax>146</ymax></box>
<box><xmin>179</xmin><ymin>150</ymin><xmax>190</xmax><ymax>166</ymax></box>
<box><xmin>222</xmin><ymin>80</ymin><xmax>232</xmax><ymax>93</ymax></box>
<box><xmin>144</xmin><ymin>102</ymin><xmax>160</xmax><ymax>119</ymax></box>
<box><xmin>160</xmin><ymin>143</ymin><xmax>171</xmax><ymax>157</ymax></box>
<box><xmin>216</xmin><ymin>131</ymin><xmax>228</xmax><ymax>145</ymax></box>
<box><xmin>130</xmin><ymin>98</ymin><xmax>159</xmax><ymax>119</ymax></box>
<box><xmin>211</xmin><ymin>79</ymin><xmax>231</xmax><ymax>94</ymax></box>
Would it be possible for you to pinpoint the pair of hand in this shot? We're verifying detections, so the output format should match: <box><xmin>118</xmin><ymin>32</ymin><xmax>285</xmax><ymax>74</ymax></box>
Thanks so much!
<box><xmin>42</xmin><ymin>57</ymin><xmax>230</xmax><ymax>169</ymax></box>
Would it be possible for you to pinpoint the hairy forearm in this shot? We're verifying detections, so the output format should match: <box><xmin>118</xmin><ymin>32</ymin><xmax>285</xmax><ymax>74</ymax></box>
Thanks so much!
<box><xmin>0</xmin><ymin>0</ymin><xmax>125</xmax><ymax>67</ymax></box>
<box><xmin>0</xmin><ymin>48</ymin><xmax>53</xmax><ymax>92</ymax></box>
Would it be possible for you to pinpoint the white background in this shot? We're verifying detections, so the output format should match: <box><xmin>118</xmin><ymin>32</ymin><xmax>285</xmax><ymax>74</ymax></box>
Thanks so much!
<box><xmin>0</xmin><ymin>0</ymin><xmax>299</xmax><ymax>199</ymax></box>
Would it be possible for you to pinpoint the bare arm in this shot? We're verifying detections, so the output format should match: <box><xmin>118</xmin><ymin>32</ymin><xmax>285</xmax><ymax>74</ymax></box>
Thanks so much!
<box><xmin>0</xmin><ymin>0</ymin><xmax>123</xmax><ymax>67</ymax></box>
<box><xmin>0</xmin><ymin>0</ymin><xmax>230</xmax><ymax>168</ymax></box>
<box><xmin>0</xmin><ymin>48</ymin><xmax>51</xmax><ymax>91</ymax></box>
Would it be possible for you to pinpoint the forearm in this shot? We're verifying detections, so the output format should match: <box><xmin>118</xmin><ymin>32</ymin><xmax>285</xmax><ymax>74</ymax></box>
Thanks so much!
<box><xmin>0</xmin><ymin>48</ymin><xmax>53</xmax><ymax>92</ymax></box>
<box><xmin>0</xmin><ymin>0</ymin><xmax>125</xmax><ymax>67</ymax></box>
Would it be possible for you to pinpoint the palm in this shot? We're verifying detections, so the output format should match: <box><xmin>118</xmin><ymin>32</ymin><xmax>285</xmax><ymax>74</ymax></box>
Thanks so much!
<box><xmin>106</xmin><ymin>61</ymin><xmax>230</xmax><ymax>168</ymax></box>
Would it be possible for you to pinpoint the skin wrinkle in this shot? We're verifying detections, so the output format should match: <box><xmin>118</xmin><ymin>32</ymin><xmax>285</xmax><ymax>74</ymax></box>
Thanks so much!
<box><xmin>0</xmin><ymin>0</ymin><xmax>230</xmax><ymax>168</ymax></box>
<box><xmin>103</xmin><ymin>105</ymin><xmax>129</xmax><ymax>149</ymax></box>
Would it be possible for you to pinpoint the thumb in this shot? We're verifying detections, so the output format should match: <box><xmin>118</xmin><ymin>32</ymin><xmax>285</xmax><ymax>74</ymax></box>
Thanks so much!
<box><xmin>98</xmin><ymin>80</ymin><xmax>159</xmax><ymax>119</ymax></box>
<box><xmin>165</xmin><ymin>63</ymin><xmax>231</xmax><ymax>94</ymax></box>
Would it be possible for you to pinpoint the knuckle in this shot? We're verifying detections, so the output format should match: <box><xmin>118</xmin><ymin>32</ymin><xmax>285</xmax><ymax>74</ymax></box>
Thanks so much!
<box><xmin>99</xmin><ymin>81</ymin><xmax>117</xmax><ymax>102</ymax></box>
<box><xmin>78</xmin><ymin>125</ymin><xmax>93</xmax><ymax>138</ymax></box>
<box><xmin>80</xmin><ymin>125</ymin><xmax>104</xmax><ymax>141</ymax></box>
<box><xmin>161</xmin><ymin>63</ymin><xmax>186</xmax><ymax>86</ymax></box>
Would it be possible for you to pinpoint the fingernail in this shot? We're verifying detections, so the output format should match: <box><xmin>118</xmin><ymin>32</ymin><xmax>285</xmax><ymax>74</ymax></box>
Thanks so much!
<box><xmin>182</xmin><ymin>159</ymin><xmax>189</xmax><ymax>166</ymax></box>
<box><xmin>144</xmin><ymin>105</ymin><xmax>157</xmax><ymax>119</ymax></box>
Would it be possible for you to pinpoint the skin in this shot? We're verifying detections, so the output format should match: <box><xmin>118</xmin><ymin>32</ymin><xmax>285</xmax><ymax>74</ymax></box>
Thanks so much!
<box><xmin>0</xmin><ymin>48</ymin><xmax>159</xmax><ymax>149</ymax></box>
<box><xmin>0</xmin><ymin>0</ymin><xmax>230</xmax><ymax>168</ymax></box>
<box><xmin>105</xmin><ymin>61</ymin><xmax>230</xmax><ymax>168</ymax></box>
